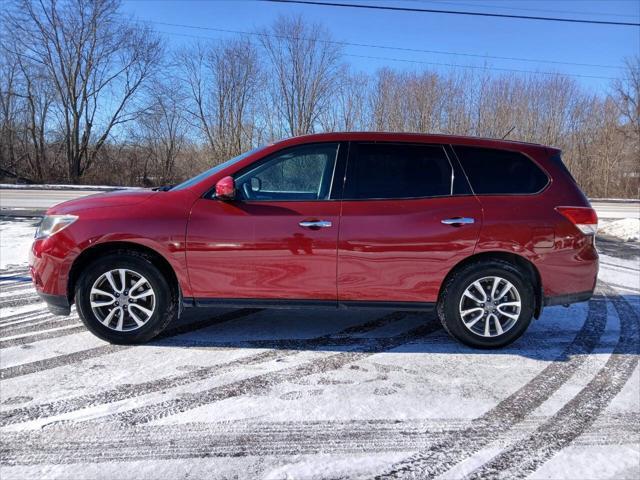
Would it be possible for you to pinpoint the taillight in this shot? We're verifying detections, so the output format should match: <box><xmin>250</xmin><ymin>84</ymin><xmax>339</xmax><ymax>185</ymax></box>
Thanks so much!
<box><xmin>556</xmin><ymin>206</ymin><xmax>598</xmax><ymax>235</ymax></box>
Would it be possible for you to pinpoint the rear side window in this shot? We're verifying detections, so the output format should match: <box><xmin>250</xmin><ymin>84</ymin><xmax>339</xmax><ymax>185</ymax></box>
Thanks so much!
<box><xmin>344</xmin><ymin>143</ymin><xmax>452</xmax><ymax>199</ymax></box>
<box><xmin>454</xmin><ymin>146</ymin><xmax>549</xmax><ymax>195</ymax></box>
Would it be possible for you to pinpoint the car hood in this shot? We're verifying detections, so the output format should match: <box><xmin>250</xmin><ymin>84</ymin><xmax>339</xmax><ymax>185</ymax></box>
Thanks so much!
<box><xmin>48</xmin><ymin>189</ymin><xmax>157</xmax><ymax>214</ymax></box>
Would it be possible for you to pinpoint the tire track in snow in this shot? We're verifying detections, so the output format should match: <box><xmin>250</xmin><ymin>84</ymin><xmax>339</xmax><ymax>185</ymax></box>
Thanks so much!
<box><xmin>464</xmin><ymin>284</ymin><xmax>639</xmax><ymax>480</ymax></box>
<box><xmin>0</xmin><ymin>308</ymin><xmax>266</xmax><ymax>349</ymax></box>
<box><xmin>0</xmin><ymin>311</ymin><xmax>411</xmax><ymax>426</ymax></box>
<box><xmin>0</xmin><ymin>296</ymin><xmax>42</xmax><ymax>310</ymax></box>
<box><xmin>0</xmin><ymin>308</ymin><xmax>260</xmax><ymax>379</ymax></box>
<box><xmin>1</xmin><ymin>344</ymin><xmax>127</xmax><ymax>380</ymax></box>
<box><xmin>0</xmin><ymin>283</ymin><xmax>37</xmax><ymax>295</ymax></box>
<box><xmin>0</xmin><ymin>309</ymin><xmax>52</xmax><ymax>327</ymax></box>
<box><xmin>2</xmin><ymin>413</ymin><xmax>637</xmax><ymax>465</ymax></box>
<box><xmin>376</xmin><ymin>291</ymin><xmax>609</xmax><ymax>479</ymax></box>
<box><xmin>0</xmin><ymin>317</ymin><xmax>78</xmax><ymax>336</ymax></box>
<box><xmin>0</xmin><ymin>268</ymin><xmax>30</xmax><ymax>278</ymax></box>
<box><xmin>0</xmin><ymin>325</ymin><xmax>87</xmax><ymax>348</ymax></box>
<box><xmin>0</xmin><ymin>287</ymin><xmax>42</xmax><ymax>309</ymax></box>
<box><xmin>88</xmin><ymin>319</ymin><xmax>441</xmax><ymax>427</ymax></box>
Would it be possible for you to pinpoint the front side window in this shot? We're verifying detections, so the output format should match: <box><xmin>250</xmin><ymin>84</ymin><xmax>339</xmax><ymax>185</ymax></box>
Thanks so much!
<box><xmin>235</xmin><ymin>143</ymin><xmax>340</xmax><ymax>201</ymax></box>
<box><xmin>454</xmin><ymin>146</ymin><xmax>549</xmax><ymax>195</ymax></box>
<box><xmin>344</xmin><ymin>143</ymin><xmax>452</xmax><ymax>200</ymax></box>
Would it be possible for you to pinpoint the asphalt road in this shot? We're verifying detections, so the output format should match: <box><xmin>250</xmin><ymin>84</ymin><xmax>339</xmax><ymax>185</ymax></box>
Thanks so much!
<box><xmin>0</xmin><ymin>189</ymin><xmax>105</xmax><ymax>210</ymax></box>
<box><xmin>1</xmin><ymin>188</ymin><xmax>638</xmax><ymax>219</ymax></box>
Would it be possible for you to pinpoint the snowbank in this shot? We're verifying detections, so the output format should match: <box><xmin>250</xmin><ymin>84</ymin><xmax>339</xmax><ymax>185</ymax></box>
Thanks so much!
<box><xmin>0</xmin><ymin>219</ymin><xmax>38</xmax><ymax>269</ymax></box>
<box><xmin>599</xmin><ymin>218</ymin><xmax>640</xmax><ymax>242</ymax></box>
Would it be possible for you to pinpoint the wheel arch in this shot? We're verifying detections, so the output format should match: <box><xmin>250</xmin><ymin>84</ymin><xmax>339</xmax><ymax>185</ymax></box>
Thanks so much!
<box><xmin>68</xmin><ymin>241</ymin><xmax>181</xmax><ymax>307</ymax></box>
<box><xmin>439</xmin><ymin>251</ymin><xmax>543</xmax><ymax>318</ymax></box>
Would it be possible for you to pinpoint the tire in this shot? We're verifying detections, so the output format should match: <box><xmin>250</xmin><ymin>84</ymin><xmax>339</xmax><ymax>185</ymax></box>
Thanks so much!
<box><xmin>437</xmin><ymin>259</ymin><xmax>534</xmax><ymax>349</ymax></box>
<box><xmin>75</xmin><ymin>252</ymin><xmax>177</xmax><ymax>344</ymax></box>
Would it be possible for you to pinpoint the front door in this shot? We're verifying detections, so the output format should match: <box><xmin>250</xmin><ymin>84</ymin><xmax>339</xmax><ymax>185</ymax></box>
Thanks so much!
<box><xmin>186</xmin><ymin>142</ymin><xmax>344</xmax><ymax>302</ymax></box>
<box><xmin>338</xmin><ymin>142</ymin><xmax>482</xmax><ymax>305</ymax></box>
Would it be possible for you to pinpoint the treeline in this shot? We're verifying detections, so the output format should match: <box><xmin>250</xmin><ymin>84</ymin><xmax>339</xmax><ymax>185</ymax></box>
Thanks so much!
<box><xmin>1</xmin><ymin>0</ymin><xmax>638</xmax><ymax>197</ymax></box>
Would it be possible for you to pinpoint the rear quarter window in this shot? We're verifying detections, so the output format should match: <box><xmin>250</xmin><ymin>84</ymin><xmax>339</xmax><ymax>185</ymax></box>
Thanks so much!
<box><xmin>454</xmin><ymin>146</ymin><xmax>549</xmax><ymax>195</ymax></box>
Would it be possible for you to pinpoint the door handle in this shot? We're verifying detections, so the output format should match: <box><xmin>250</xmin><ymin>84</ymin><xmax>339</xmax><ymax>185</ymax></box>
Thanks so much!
<box><xmin>299</xmin><ymin>220</ymin><xmax>332</xmax><ymax>229</ymax></box>
<box><xmin>441</xmin><ymin>217</ymin><xmax>475</xmax><ymax>226</ymax></box>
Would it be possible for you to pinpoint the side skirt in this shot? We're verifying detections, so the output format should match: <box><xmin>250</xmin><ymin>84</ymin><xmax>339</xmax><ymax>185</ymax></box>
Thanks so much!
<box><xmin>183</xmin><ymin>297</ymin><xmax>436</xmax><ymax>312</ymax></box>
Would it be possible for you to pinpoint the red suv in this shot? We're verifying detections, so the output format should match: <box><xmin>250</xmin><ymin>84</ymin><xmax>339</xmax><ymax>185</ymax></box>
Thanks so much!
<box><xmin>29</xmin><ymin>133</ymin><xmax>598</xmax><ymax>348</ymax></box>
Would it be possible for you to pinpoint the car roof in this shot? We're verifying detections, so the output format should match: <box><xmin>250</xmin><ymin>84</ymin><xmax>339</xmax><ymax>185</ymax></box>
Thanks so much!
<box><xmin>271</xmin><ymin>132</ymin><xmax>559</xmax><ymax>153</ymax></box>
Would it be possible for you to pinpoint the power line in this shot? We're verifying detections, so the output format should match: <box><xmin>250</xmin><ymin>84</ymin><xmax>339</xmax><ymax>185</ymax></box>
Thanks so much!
<box><xmin>154</xmin><ymin>29</ymin><xmax>618</xmax><ymax>80</ymax></box>
<box><xmin>407</xmin><ymin>0</ymin><xmax>640</xmax><ymax>19</ymax></box>
<box><xmin>343</xmin><ymin>53</ymin><xmax>617</xmax><ymax>80</ymax></box>
<box><xmin>263</xmin><ymin>0</ymin><xmax>640</xmax><ymax>27</ymax></box>
<box><xmin>143</xmin><ymin>20</ymin><xmax>626</xmax><ymax>70</ymax></box>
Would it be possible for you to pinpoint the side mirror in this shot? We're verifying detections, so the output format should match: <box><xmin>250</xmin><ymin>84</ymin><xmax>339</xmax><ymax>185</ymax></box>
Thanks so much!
<box><xmin>250</xmin><ymin>177</ymin><xmax>262</xmax><ymax>192</ymax></box>
<box><xmin>215</xmin><ymin>176</ymin><xmax>236</xmax><ymax>200</ymax></box>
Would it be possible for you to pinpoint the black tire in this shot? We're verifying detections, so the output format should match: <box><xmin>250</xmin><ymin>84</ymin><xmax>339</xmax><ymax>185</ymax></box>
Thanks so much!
<box><xmin>437</xmin><ymin>259</ymin><xmax>534</xmax><ymax>349</ymax></box>
<box><xmin>75</xmin><ymin>252</ymin><xmax>177</xmax><ymax>344</ymax></box>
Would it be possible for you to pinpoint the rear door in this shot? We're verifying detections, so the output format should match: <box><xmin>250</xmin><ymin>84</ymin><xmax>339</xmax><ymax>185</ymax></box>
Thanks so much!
<box><xmin>337</xmin><ymin>142</ymin><xmax>482</xmax><ymax>305</ymax></box>
<box><xmin>186</xmin><ymin>142</ymin><xmax>345</xmax><ymax>303</ymax></box>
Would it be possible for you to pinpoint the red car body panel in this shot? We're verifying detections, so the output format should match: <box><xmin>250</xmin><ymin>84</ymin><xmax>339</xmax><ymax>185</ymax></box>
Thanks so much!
<box><xmin>31</xmin><ymin>189</ymin><xmax>196</xmax><ymax>299</ymax></box>
<box><xmin>29</xmin><ymin>132</ymin><xmax>598</xmax><ymax>315</ymax></box>
<box><xmin>337</xmin><ymin>196</ymin><xmax>482</xmax><ymax>303</ymax></box>
<box><xmin>185</xmin><ymin>198</ymin><xmax>341</xmax><ymax>300</ymax></box>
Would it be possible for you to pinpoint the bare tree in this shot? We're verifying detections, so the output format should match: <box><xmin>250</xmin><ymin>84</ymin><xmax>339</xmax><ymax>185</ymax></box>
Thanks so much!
<box><xmin>259</xmin><ymin>15</ymin><xmax>341</xmax><ymax>137</ymax></box>
<box><xmin>135</xmin><ymin>80</ymin><xmax>189</xmax><ymax>185</ymax></box>
<box><xmin>0</xmin><ymin>54</ymin><xmax>21</xmax><ymax>175</ymax></box>
<box><xmin>3</xmin><ymin>0</ymin><xmax>161</xmax><ymax>182</ymax></box>
<box><xmin>178</xmin><ymin>37</ymin><xmax>262</xmax><ymax>160</ymax></box>
<box><xmin>319</xmin><ymin>66</ymin><xmax>369</xmax><ymax>131</ymax></box>
<box><xmin>614</xmin><ymin>56</ymin><xmax>640</xmax><ymax>142</ymax></box>
<box><xmin>0</xmin><ymin>8</ymin><xmax>637</xmax><ymax>198</ymax></box>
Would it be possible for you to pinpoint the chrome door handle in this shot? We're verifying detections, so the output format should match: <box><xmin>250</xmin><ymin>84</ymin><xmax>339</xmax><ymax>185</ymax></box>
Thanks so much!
<box><xmin>441</xmin><ymin>217</ymin><xmax>475</xmax><ymax>226</ymax></box>
<box><xmin>299</xmin><ymin>220</ymin><xmax>332</xmax><ymax>229</ymax></box>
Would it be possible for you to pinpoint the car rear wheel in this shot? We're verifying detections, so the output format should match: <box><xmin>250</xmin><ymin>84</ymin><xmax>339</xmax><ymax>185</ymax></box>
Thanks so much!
<box><xmin>438</xmin><ymin>259</ymin><xmax>534</xmax><ymax>349</ymax></box>
<box><xmin>75</xmin><ymin>253</ymin><xmax>177</xmax><ymax>344</ymax></box>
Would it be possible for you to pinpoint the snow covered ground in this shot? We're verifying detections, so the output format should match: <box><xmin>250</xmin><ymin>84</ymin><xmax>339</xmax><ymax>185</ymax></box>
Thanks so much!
<box><xmin>599</xmin><ymin>218</ymin><xmax>640</xmax><ymax>242</ymax></box>
<box><xmin>0</xmin><ymin>220</ymin><xmax>638</xmax><ymax>479</ymax></box>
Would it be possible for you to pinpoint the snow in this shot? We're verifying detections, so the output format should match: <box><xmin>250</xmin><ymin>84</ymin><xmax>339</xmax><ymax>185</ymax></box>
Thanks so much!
<box><xmin>0</xmin><ymin>219</ymin><xmax>638</xmax><ymax>479</ymax></box>
<box><xmin>599</xmin><ymin>218</ymin><xmax>640</xmax><ymax>242</ymax></box>
<box><xmin>0</xmin><ymin>219</ymin><xmax>38</xmax><ymax>269</ymax></box>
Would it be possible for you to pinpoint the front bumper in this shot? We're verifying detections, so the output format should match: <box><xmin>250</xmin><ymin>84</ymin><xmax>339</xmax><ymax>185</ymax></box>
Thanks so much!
<box><xmin>29</xmin><ymin>232</ymin><xmax>79</xmax><ymax>314</ymax></box>
<box><xmin>36</xmin><ymin>291</ymin><xmax>71</xmax><ymax>316</ymax></box>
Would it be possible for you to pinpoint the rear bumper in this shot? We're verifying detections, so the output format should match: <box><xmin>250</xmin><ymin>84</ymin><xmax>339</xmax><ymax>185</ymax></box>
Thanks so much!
<box><xmin>544</xmin><ymin>290</ymin><xmax>593</xmax><ymax>307</ymax></box>
<box><xmin>537</xmin><ymin>240</ymin><xmax>598</xmax><ymax>300</ymax></box>
<box><xmin>37</xmin><ymin>292</ymin><xmax>71</xmax><ymax>316</ymax></box>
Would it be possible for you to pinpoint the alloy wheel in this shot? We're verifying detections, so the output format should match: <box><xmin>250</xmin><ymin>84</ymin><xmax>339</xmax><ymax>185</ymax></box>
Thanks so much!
<box><xmin>458</xmin><ymin>276</ymin><xmax>522</xmax><ymax>338</ymax></box>
<box><xmin>89</xmin><ymin>268</ymin><xmax>156</xmax><ymax>332</ymax></box>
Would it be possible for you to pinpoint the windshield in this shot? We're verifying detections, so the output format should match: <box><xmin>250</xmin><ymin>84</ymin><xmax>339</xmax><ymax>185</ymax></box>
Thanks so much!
<box><xmin>171</xmin><ymin>146</ymin><xmax>266</xmax><ymax>191</ymax></box>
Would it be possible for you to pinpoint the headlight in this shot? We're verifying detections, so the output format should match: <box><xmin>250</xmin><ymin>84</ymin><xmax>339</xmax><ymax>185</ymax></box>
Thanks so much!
<box><xmin>35</xmin><ymin>215</ymin><xmax>78</xmax><ymax>239</ymax></box>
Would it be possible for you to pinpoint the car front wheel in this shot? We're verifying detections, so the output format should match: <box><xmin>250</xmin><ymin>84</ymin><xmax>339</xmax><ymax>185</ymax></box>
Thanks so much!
<box><xmin>75</xmin><ymin>253</ymin><xmax>177</xmax><ymax>344</ymax></box>
<box><xmin>438</xmin><ymin>259</ymin><xmax>534</xmax><ymax>349</ymax></box>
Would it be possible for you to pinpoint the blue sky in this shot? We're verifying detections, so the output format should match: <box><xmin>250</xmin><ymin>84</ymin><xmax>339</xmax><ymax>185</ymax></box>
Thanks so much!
<box><xmin>121</xmin><ymin>0</ymin><xmax>639</xmax><ymax>94</ymax></box>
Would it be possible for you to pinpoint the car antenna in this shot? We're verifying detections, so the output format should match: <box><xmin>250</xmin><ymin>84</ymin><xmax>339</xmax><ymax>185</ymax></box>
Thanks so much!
<box><xmin>502</xmin><ymin>126</ymin><xmax>516</xmax><ymax>139</ymax></box>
